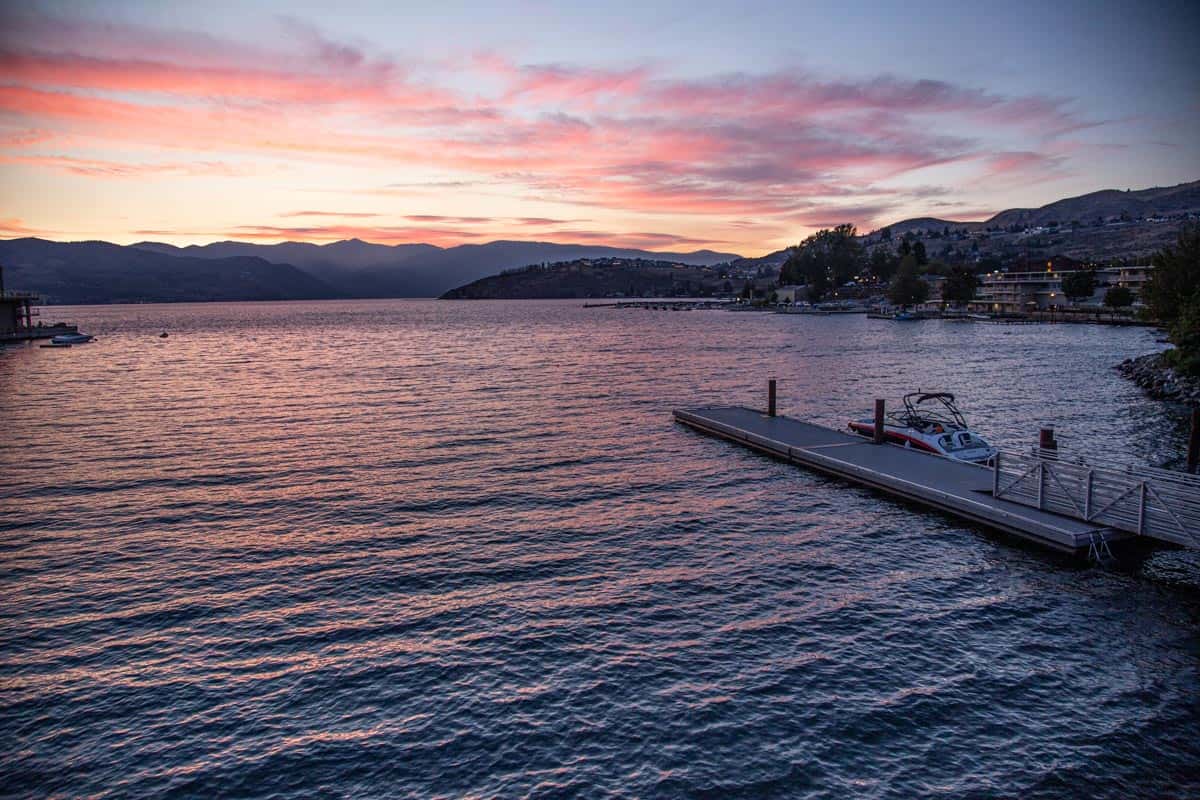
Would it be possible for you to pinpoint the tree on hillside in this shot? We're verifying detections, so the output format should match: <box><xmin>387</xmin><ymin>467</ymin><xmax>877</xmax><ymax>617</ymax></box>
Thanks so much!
<box><xmin>912</xmin><ymin>240</ymin><xmax>928</xmax><ymax>266</ymax></box>
<box><xmin>1104</xmin><ymin>285</ymin><xmax>1134</xmax><ymax>308</ymax></box>
<box><xmin>977</xmin><ymin>256</ymin><xmax>1002</xmax><ymax>273</ymax></box>
<box><xmin>779</xmin><ymin>224</ymin><xmax>864</xmax><ymax>302</ymax></box>
<box><xmin>942</xmin><ymin>265</ymin><xmax>979</xmax><ymax>308</ymax></box>
<box><xmin>888</xmin><ymin>256</ymin><xmax>930</xmax><ymax>308</ymax></box>
<box><xmin>1060</xmin><ymin>269</ymin><xmax>1096</xmax><ymax>303</ymax></box>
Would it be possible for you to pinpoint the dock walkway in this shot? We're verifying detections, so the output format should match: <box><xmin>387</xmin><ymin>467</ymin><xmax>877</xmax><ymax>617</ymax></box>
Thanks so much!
<box><xmin>674</xmin><ymin>406</ymin><xmax>1126</xmax><ymax>553</ymax></box>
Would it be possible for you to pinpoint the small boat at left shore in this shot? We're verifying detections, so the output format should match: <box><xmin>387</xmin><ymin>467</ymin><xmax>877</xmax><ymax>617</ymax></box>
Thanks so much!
<box><xmin>51</xmin><ymin>333</ymin><xmax>95</xmax><ymax>344</ymax></box>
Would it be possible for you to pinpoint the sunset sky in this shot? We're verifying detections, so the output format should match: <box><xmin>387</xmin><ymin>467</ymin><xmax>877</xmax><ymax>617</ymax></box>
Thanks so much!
<box><xmin>1</xmin><ymin>0</ymin><xmax>1197</xmax><ymax>255</ymax></box>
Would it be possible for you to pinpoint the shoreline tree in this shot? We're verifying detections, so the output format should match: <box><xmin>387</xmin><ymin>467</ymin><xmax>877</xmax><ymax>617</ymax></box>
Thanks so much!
<box><xmin>1060</xmin><ymin>268</ymin><xmax>1096</xmax><ymax>305</ymax></box>
<box><xmin>942</xmin><ymin>265</ymin><xmax>979</xmax><ymax>308</ymax></box>
<box><xmin>1103</xmin><ymin>285</ymin><xmax>1133</xmax><ymax>309</ymax></box>
<box><xmin>779</xmin><ymin>224</ymin><xmax>863</xmax><ymax>303</ymax></box>
<box><xmin>868</xmin><ymin>246</ymin><xmax>899</xmax><ymax>283</ymax></box>
<box><xmin>1141</xmin><ymin>224</ymin><xmax>1199</xmax><ymax>377</ymax></box>
<box><xmin>888</xmin><ymin>255</ymin><xmax>930</xmax><ymax>309</ymax></box>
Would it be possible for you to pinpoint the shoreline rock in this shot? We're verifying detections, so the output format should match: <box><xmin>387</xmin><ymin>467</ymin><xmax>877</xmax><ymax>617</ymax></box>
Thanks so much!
<box><xmin>1116</xmin><ymin>351</ymin><xmax>1200</xmax><ymax>404</ymax></box>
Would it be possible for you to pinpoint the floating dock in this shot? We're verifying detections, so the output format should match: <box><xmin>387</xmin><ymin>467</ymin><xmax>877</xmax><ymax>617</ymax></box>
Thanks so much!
<box><xmin>674</xmin><ymin>405</ymin><xmax>1129</xmax><ymax>554</ymax></box>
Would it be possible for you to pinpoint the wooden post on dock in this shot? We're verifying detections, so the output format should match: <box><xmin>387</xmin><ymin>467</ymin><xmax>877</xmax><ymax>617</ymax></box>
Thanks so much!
<box><xmin>1039</xmin><ymin>426</ymin><xmax>1057</xmax><ymax>457</ymax></box>
<box><xmin>768</xmin><ymin>378</ymin><xmax>777</xmax><ymax>417</ymax></box>
<box><xmin>1188</xmin><ymin>406</ymin><xmax>1200</xmax><ymax>474</ymax></box>
<box><xmin>873</xmin><ymin>399</ymin><xmax>885</xmax><ymax>444</ymax></box>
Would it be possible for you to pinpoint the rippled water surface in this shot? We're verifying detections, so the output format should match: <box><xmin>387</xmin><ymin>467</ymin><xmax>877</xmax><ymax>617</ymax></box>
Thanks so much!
<box><xmin>2</xmin><ymin>300</ymin><xmax>1198</xmax><ymax>799</ymax></box>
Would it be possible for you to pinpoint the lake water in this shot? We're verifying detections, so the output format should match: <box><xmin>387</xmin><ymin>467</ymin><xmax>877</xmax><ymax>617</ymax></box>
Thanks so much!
<box><xmin>2</xmin><ymin>300</ymin><xmax>1198</xmax><ymax>798</ymax></box>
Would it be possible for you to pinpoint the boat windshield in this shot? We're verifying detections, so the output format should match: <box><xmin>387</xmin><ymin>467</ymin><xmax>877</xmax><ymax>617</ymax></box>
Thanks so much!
<box><xmin>939</xmin><ymin>432</ymin><xmax>990</xmax><ymax>452</ymax></box>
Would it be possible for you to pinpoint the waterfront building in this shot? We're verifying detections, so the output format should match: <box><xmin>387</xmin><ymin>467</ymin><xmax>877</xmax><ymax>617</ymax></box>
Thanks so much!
<box><xmin>972</xmin><ymin>264</ymin><xmax>1152</xmax><ymax>313</ymax></box>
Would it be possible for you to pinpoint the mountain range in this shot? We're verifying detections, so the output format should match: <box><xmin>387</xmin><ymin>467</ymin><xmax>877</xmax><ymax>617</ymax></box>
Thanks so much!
<box><xmin>0</xmin><ymin>237</ymin><xmax>335</xmax><ymax>305</ymax></box>
<box><xmin>0</xmin><ymin>238</ymin><xmax>739</xmax><ymax>304</ymax></box>
<box><xmin>1</xmin><ymin>179</ymin><xmax>1195</xmax><ymax>304</ymax></box>
<box><xmin>129</xmin><ymin>239</ymin><xmax>738</xmax><ymax>298</ymax></box>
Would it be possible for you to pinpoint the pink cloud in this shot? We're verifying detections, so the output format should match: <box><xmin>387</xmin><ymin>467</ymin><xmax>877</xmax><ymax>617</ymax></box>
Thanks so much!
<box><xmin>0</xmin><ymin>13</ymin><xmax>1096</xmax><ymax>246</ymax></box>
<box><xmin>0</xmin><ymin>218</ymin><xmax>54</xmax><ymax>237</ymax></box>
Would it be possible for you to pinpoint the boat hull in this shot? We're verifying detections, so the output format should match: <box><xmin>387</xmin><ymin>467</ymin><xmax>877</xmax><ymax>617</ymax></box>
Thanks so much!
<box><xmin>51</xmin><ymin>333</ymin><xmax>94</xmax><ymax>344</ymax></box>
<box><xmin>848</xmin><ymin>420</ymin><xmax>996</xmax><ymax>464</ymax></box>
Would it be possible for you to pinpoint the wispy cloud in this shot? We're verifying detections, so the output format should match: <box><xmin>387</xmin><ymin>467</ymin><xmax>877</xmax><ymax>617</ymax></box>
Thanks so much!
<box><xmin>279</xmin><ymin>210</ymin><xmax>382</xmax><ymax>218</ymax></box>
<box><xmin>1</xmin><ymin>152</ymin><xmax>247</xmax><ymax>177</ymax></box>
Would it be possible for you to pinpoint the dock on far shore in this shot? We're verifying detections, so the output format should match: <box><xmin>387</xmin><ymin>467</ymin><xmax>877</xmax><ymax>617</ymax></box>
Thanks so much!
<box><xmin>1</xmin><ymin>273</ymin><xmax>79</xmax><ymax>342</ymax></box>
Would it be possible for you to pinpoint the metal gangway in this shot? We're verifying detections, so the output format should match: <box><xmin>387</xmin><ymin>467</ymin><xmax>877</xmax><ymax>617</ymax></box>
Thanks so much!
<box><xmin>992</xmin><ymin>448</ymin><xmax>1200</xmax><ymax>549</ymax></box>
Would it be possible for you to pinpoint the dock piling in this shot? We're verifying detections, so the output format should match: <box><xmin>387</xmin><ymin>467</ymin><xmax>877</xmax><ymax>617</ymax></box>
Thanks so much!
<box><xmin>767</xmin><ymin>378</ymin><xmax>777</xmax><ymax>417</ymax></box>
<box><xmin>873</xmin><ymin>399</ymin><xmax>886</xmax><ymax>444</ymax></box>
<box><xmin>1039</xmin><ymin>426</ymin><xmax>1058</xmax><ymax>456</ymax></box>
<box><xmin>1188</xmin><ymin>407</ymin><xmax>1200</xmax><ymax>474</ymax></box>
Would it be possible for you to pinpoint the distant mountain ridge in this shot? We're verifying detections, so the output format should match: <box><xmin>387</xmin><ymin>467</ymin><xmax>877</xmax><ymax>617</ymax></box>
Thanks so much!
<box><xmin>133</xmin><ymin>238</ymin><xmax>440</xmax><ymax>271</ymax></box>
<box><xmin>727</xmin><ymin>180</ymin><xmax>1200</xmax><ymax>270</ymax></box>
<box><xmin>880</xmin><ymin>180</ymin><xmax>1200</xmax><ymax>235</ymax></box>
<box><xmin>130</xmin><ymin>239</ymin><xmax>740</xmax><ymax>298</ymax></box>
<box><xmin>0</xmin><ymin>238</ymin><xmax>337</xmax><ymax>304</ymax></box>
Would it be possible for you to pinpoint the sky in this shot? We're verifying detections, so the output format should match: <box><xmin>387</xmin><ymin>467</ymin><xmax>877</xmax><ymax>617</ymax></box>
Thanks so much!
<box><xmin>0</xmin><ymin>0</ymin><xmax>1197</xmax><ymax>256</ymax></box>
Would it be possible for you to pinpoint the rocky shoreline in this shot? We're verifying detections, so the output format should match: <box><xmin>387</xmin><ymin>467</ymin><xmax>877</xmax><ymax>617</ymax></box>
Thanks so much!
<box><xmin>1117</xmin><ymin>352</ymin><xmax>1200</xmax><ymax>404</ymax></box>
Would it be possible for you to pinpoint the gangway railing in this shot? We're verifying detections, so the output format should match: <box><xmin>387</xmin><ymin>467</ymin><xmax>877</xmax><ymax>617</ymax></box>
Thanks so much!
<box><xmin>992</xmin><ymin>449</ymin><xmax>1200</xmax><ymax>547</ymax></box>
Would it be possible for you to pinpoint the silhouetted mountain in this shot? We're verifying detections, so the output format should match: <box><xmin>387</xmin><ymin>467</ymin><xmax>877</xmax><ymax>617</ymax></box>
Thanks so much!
<box><xmin>442</xmin><ymin>257</ymin><xmax>729</xmax><ymax>299</ymax></box>
<box><xmin>724</xmin><ymin>248</ymin><xmax>791</xmax><ymax>271</ymax></box>
<box><xmin>380</xmin><ymin>241</ymin><xmax>738</xmax><ymax>296</ymax></box>
<box><xmin>0</xmin><ymin>238</ymin><xmax>338</xmax><ymax>304</ymax></box>
<box><xmin>132</xmin><ymin>239</ymin><xmax>440</xmax><ymax>288</ymax></box>
<box><xmin>136</xmin><ymin>238</ymin><xmax>741</xmax><ymax>297</ymax></box>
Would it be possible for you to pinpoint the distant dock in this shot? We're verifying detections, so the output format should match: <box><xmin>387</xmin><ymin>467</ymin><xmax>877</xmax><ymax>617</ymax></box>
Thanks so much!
<box><xmin>583</xmin><ymin>300</ymin><xmax>731</xmax><ymax>310</ymax></box>
<box><xmin>1</xmin><ymin>267</ymin><xmax>79</xmax><ymax>342</ymax></box>
<box><xmin>1</xmin><ymin>322</ymin><xmax>80</xmax><ymax>343</ymax></box>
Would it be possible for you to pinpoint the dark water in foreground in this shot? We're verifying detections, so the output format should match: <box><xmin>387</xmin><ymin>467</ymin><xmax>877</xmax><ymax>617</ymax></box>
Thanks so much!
<box><xmin>1</xmin><ymin>300</ymin><xmax>1198</xmax><ymax>799</ymax></box>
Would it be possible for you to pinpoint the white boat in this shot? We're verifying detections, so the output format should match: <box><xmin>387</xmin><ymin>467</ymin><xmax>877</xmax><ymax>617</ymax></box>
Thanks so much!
<box><xmin>848</xmin><ymin>392</ymin><xmax>998</xmax><ymax>464</ymax></box>
<box><xmin>51</xmin><ymin>332</ymin><xmax>94</xmax><ymax>344</ymax></box>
